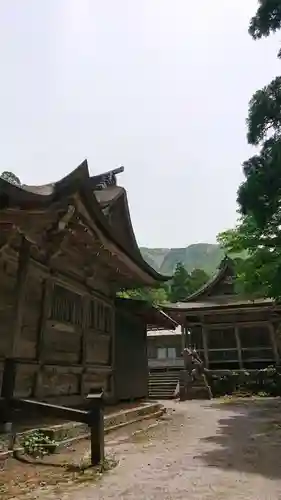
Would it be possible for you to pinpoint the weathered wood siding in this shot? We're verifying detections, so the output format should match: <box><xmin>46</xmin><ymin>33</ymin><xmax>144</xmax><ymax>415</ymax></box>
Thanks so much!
<box><xmin>114</xmin><ymin>309</ymin><xmax>148</xmax><ymax>401</ymax></box>
<box><xmin>0</xmin><ymin>259</ymin><xmax>16</xmax><ymax>358</ymax></box>
<box><xmin>0</xmin><ymin>255</ymin><xmax>115</xmax><ymax>406</ymax></box>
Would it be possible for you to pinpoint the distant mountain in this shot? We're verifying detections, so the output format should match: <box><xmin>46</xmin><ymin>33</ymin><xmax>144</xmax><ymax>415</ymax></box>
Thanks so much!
<box><xmin>140</xmin><ymin>244</ymin><xmax>225</xmax><ymax>276</ymax></box>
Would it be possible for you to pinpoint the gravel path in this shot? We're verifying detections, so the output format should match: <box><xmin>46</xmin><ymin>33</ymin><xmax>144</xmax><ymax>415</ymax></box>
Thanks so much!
<box><xmin>41</xmin><ymin>398</ymin><xmax>281</xmax><ymax>499</ymax></box>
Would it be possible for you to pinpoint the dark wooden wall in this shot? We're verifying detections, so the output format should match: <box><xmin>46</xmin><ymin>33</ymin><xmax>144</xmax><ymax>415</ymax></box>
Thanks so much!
<box><xmin>114</xmin><ymin>308</ymin><xmax>148</xmax><ymax>401</ymax></box>
<box><xmin>0</xmin><ymin>255</ymin><xmax>115</xmax><ymax>406</ymax></box>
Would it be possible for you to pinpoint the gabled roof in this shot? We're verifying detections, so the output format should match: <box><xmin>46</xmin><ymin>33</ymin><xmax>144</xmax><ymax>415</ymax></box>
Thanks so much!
<box><xmin>162</xmin><ymin>297</ymin><xmax>276</xmax><ymax>323</ymax></box>
<box><xmin>0</xmin><ymin>161</ymin><xmax>170</xmax><ymax>286</ymax></box>
<box><xmin>182</xmin><ymin>256</ymin><xmax>235</xmax><ymax>302</ymax></box>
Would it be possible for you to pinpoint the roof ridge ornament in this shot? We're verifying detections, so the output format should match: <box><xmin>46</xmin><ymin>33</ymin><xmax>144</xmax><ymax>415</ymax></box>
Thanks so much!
<box><xmin>0</xmin><ymin>171</ymin><xmax>21</xmax><ymax>187</ymax></box>
<box><xmin>94</xmin><ymin>166</ymin><xmax>124</xmax><ymax>191</ymax></box>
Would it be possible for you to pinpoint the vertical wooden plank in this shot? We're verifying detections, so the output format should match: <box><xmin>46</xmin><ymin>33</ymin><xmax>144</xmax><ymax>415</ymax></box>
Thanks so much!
<box><xmin>10</xmin><ymin>236</ymin><xmax>31</xmax><ymax>358</ymax></box>
<box><xmin>235</xmin><ymin>325</ymin><xmax>243</xmax><ymax>369</ymax></box>
<box><xmin>1</xmin><ymin>358</ymin><xmax>17</xmax><ymax>399</ymax></box>
<box><xmin>34</xmin><ymin>278</ymin><xmax>53</xmax><ymax>398</ymax></box>
<box><xmin>181</xmin><ymin>323</ymin><xmax>185</xmax><ymax>352</ymax></box>
<box><xmin>109</xmin><ymin>305</ymin><xmax>116</xmax><ymax>402</ymax></box>
<box><xmin>269</xmin><ymin>322</ymin><xmax>279</xmax><ymax>363</ymax></box>
<box><xmin>80</xmin><ymin>295</ymin><xmax>89</xmax><ymax>397</ymax></box>
<box><xmin>0</xmin><ymin>358</ymin><xmax>17</xmax><ymax>436</ymax></box>
<box><xmin>201</xmin><ymin>324</ymin><xmax>209</xmax><ymax>368</ymax></box>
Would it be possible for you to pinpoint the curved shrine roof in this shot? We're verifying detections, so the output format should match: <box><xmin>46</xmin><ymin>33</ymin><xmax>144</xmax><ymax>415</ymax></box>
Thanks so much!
<box><xmin>182</xmin><ymin>256</ymin><xmax>234</xmax><ymax>302</ymax></box>
<box><xmin>0</xmin><ymin>161</ymin><xmax>170</xmax><ymax>286</ymax></box>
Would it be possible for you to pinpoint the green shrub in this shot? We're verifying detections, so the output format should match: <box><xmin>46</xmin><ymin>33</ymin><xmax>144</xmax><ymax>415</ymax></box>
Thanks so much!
<box><xmin>207</xmin><ymin>366</ymin><xmax>281</xmax><ymax>398</ymax></box>
<box><xmin>21</xmin><ymin>430</ymin><xmax>57</xmax><ymax>458</ymax></box>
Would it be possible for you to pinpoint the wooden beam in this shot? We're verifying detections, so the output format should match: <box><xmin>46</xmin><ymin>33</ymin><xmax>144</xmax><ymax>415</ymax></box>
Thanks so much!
<box><xmin>181</xmin><ymin>324</ymin><xmax>185</xmax><ymax>352</ymax></box>
<box><xmin>34</xmin><ymin>279</ymin><xmax>53</xmax><ymax>398</ymax></box>
<box><xmin>268</xmin><ymin>322</ymin><xmax>280</xmax><ymax>364</ymax></box>
<box><xmin>9</xmin><ymin>236</ymin><xmax>31</xmax><ymax>358</ymax></box>
<box><xmin>4</xmin><ymin>247</ymin><xmax>115</xmax><ymax>303</ymax></box>
<box><xmin>107</xmin><ymin>305</ymin><xmax>116</xmax><ymax>402</ymax></box>
<box><xmin>202</xmin><ymin>326</ymin><xmax>209</xmax><ymax>368</ymax></box>
<box><xmin>80</xmin><ymin>295</ymin><xmax>90</xmax><ymax>396</ymax></box>
<box><xmin>11</xmin><ymin>398</ymin><xmax>89</xmax><ymax>423</ymax></box>
<box><xmin>234</xmin><ymin>325</ymin><xmax>243</xmax><ymax>369</ymax></box>
<box><xmin>186</xmin><ymin>320</ymin><xmax>275</xmax><ymax>329</ymax></box>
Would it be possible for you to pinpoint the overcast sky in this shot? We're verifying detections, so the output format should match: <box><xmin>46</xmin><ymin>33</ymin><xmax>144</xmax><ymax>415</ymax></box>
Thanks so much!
<box><xmin>0</xmin><ymin>1</ymin><xmax>280</xmax><ymax>247</ymax></box>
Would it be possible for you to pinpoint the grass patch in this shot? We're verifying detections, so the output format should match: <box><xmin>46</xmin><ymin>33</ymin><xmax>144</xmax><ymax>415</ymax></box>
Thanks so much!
<box><xmin>64</xmin><ymin>455</ymin><xmax>118</xmax><ymax>484</ymax></box>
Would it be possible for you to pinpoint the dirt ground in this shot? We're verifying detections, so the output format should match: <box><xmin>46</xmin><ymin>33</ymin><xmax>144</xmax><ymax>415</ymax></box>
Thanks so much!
<box><xmin>2</xmin><ymin>398</ymin><xmax>281</xmax><ymax>499</ymax></box>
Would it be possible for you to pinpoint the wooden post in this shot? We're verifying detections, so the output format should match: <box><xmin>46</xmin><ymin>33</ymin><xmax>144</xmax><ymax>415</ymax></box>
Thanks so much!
<box><xmin>1</xmin><ymin>358</ymin><xmax>16</xmax><ymax>401</ymax></box>
<box><xmin>269</xmin><ymin>322</ymin><xmax>280</xmax><ymax>364</ymax></box>
<box><xmin>202</xmin><ymin>325</ymin><xmax>209</xmax><ymax>368</ymax></box>
<box><xmin>0</xmin><ymin>358</ymin><xmax>17</xmax><ymax>441</ymax></box>
<box><xmin>181</xmin><ymin>323</ymin><xmax>186</xmax><ymax>352</ymax></box>
<box><xmin>87</xmin><ymin>391</ymin><xmax>104</xmax><ymax>466</ymax></box>
<box><xmin>109</xmin><ymin>307</ymin><xmax>116</xmax><ymax>403</ymax></box>
<box><xmin>34</xmin><ymin>279</ymin><xmax>53</xmax><ymax>398</ymax></box>
<box><xmin>185</xmin><ymin>326</ymin><xmax>191</xmax><ymax>348</ymax></box>
<box><xmin>10</xmin><ymin>236</ymin><xmax>31</xmax><ymax>357</ymax></box>
<box><xmin>80</xmin><ymin>295</ymin><xmax>89</xmax><ymax>397</ymax></box>
<box><xmin>235</xmin><ymin>325</ymin><xmax>243</xmax><ymax>369</ymax></box>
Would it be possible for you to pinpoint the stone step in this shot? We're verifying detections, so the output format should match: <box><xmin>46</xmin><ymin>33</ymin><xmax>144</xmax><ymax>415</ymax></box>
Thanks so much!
<box><xmin>149</xmin><ymin>385</ymin><xmax>177</xmax><ymax>392</ymax></box>
<box><xmin>183</xmin><ymin>386</ymin><xmax>212</xmax><ymax>400</ymax></box>
<box><xmin>149</xmin><ymin>380</ymin><xmax>179</xmax><ymax>385</ymax></box>
<box><xmin>149</xmin><ymin>377</ymin><xmax>179</xmax><ymax>382</ymax></box>
<box><xmin>149</xmin><ymin>392</ymin><xmax>176</xmax><ymax>398</ymax></box>
<box><xmin>148</xmin><ymin>371</ymin><xmax>180</xmax><ymax>400</ymax></box>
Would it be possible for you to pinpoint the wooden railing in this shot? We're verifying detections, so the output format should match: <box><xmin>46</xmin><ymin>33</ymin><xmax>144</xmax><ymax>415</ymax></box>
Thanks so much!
<box><xmin>0</xmin><ymin>358</ymin><xmax>104</xmax><ymax>466</ymax></box>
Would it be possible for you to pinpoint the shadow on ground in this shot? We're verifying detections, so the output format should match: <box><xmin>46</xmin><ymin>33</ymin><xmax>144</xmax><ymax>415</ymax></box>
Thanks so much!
<box><xmin>196</xmin><ymin>398</ymin><xmax>281</xmax><ymax>480</ymax></box>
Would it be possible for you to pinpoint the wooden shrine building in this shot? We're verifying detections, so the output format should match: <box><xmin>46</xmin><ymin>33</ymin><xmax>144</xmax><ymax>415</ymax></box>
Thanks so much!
<box><xmin>165</xmin><ymin>257</ymin><xmax>281</xmax><ymax>371</ymax></box>
<box><xmin>0</xmin><ymin>162</ymin><xmax>172</xmax><ymax>406</ymax></box>
<box><xmin>115</xmin><ymin>299</ymin><xmax>177</xmax><ymax>401</ymax></box>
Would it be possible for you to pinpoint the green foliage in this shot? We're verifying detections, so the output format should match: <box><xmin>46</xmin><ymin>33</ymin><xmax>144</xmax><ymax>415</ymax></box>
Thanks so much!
<box><xmin>117</xmin><ymin>285</ymin><xmax>169</xmax><ymax>305</ymax></box>
<box><xmin>169</xmin><ymin>262</ymin><xmax>190</xmax><ymax>302</ymax></box>
<box><xmin>117</xmin><ymin>264</ymin><xmax>210</xmax><ymax>305</ymax></box>
<box><xmin>219</xmin><ymin>1</ymin><xmax>281</xmax><ymax>300</ymax></box>
<box><xmin>140</xmin><ymin>244</ymin><xmax>224</xmax><ymax>276</ymax></box>
<box><xmin>246</xmin><ymin>78</ymin><xmax>281</xmax><ymax>145</ymax></box>
<box><xmin>21</xmin><ymin>430</ymin><xmax>57</xmax><ymax>458</ymax></box>
<box><xmin>249</xmin><ymin>0</ymin><xmax>281</xmax><ymax>57</ymax></box>
<box><xmin>208</xmin><ymin>366</ymin><xmax>281</xmax><ymax>398</ymax></box>
<box><xmin>217</xmin><ymin>217</ymin><xmax>280</xmax><ymax>298</ymax></box>
<box><xmin>189</xmin><ymin>268</ymin><xmax>210</xmax><ymax>293</ymax></box>
<box><xmin>169</xmin><ymin>263</ymin><xmax>210</xmax><ymax>302</ymax></box>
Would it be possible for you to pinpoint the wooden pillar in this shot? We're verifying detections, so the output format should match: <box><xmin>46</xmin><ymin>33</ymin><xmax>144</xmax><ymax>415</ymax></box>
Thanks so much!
<box><xmin>10</xmin><ymin>236</ymin><xmax>31</xmax><ymax>357</ymax></box>
<box><xmin>34</xmin><ymin>278</ymin><xmax>53</xmax><ymax>398</ymax></box>
<box><xmin>109</xmin><ymin>307</ymin><xmax>116</xmax><ymax>402</ymax></box>
<box><xmin>234</xmin><ymin>325</ymin><xmax>243</xmax><ymax>369</ymax></box>
<box><xmin>80</xmin><ymin>295</ymin><xmax>89</xmax><ymax>397</ymax></box>
<box><xmin>0</xmin><ymin>358</ymin><xmax>17</xmax><ymax>440</ymax></box>
<box><xmin>186</xmin><ymin>326</ymin><xmax>191</xmax><ymax>348</ymax></box>
<box><xmin>181</xmin><ymin>323</ymin><xmax>186</xmax><ymax>352</ymax></box>
<box><xmin>202</xmin><ymin>324</ymin><xmax>209</xmax><ymax>368</ymax></box>
<box><xmin>87</xmin><ymin>392</ymin><xmax>105</xmax><ymax>465</ymax></box>
<box><xmin>269</xmin><ymin>322</ymin><xmax>280</xmax><ymax>364</ymax></box>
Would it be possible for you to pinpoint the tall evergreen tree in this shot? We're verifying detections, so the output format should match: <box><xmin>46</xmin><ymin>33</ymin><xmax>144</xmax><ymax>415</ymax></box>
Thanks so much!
<box><xmin>219</xmin><ymin>0</ymin><xmax>281</xmax><ymax>300</ymax></box>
